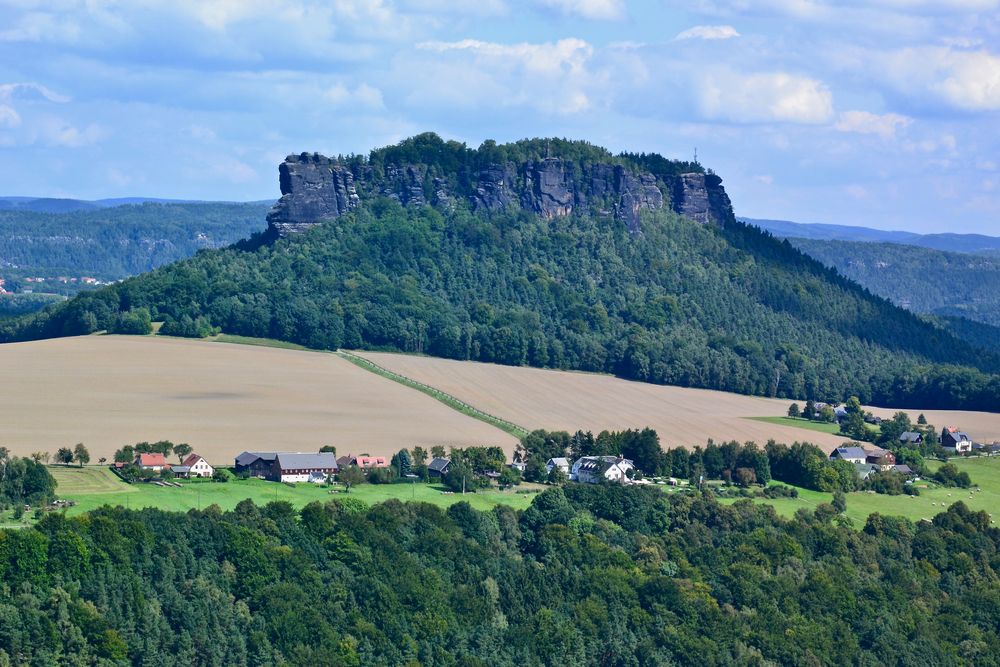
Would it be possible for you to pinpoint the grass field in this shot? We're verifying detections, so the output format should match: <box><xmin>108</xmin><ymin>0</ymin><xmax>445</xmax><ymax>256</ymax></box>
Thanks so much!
<box><xmin>749</xmin><ymin>416</ymin><xmax>843</xmax><ymax>435</ymax></box>
<box><xmin>719</xmin><ymin>456</ymin><xmax>1000</xmax><ymax>526</ymax></box>
<box><xmin>0</xmin><ymin>336</ymin><xmax>516</xmax><ymax>461</ymax></box>
<box><xmin>48</xmin><ymin>466</ymin><xmax>539</xmax><ymax>515</ymax></box>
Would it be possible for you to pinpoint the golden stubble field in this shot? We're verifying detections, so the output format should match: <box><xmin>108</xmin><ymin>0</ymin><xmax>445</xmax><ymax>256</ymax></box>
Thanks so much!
<box><xmin>358</xmin><ymin>351</ymin><xmax>1000</xmax><ymax>452</ymax></box>
<box><xmin>0</xmin><ymin>336</ymin><xmax>516</xmax><ymax>463</ymax></box>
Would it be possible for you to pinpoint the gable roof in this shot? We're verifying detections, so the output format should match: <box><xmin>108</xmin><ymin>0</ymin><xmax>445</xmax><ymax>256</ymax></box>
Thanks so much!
<box><xmin>182</xmin><ymin>453</ymin><xmax>208</xmax><ymax>467</ymax></box>
<box><xmin>428</xmin><ymin>457</ymin><xmax>451</xmax><ymax>472</ymax></box>
<box><xmin>899</xmin><ymin>431</ymin><xmax>923</xmax><ymax>442</ymax></box>
<box><xmin>574</xmin><ymin>456</ymin><xmax>634</xmax><ymax>475</ymax></box>
<box><xmin>235</xmin><ymin>451</ymin><xmax>277</xmax><ymax>467</ymax></box>
<box><xmin>355</xmin><ymin>455</ymin><xmax>388</xmax><ymax>468</ymax></box>
<box><xmin>138</xmin><ymin>453</ymin><xmax>167</xmax><ymax>467</ymax></box>
<box><xmin>832</xmin><ymin>446</ymin><xmax>867</xmax><ymax>460</ymax></box>
<box><xmin>547</xmin><ymin>457</ymin><xmax>570</xmax><ymax>467</ymax></box>
<box><xmin>275</xmin><ymin>452</ymin><xmax>339</xmax><ymax>471</ymax></box>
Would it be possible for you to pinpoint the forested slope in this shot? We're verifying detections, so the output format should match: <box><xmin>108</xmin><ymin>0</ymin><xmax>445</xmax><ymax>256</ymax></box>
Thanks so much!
<box><xmin>3</xmin><ymin>136</ymin><xmax>1000</xmax><ymax>410</ymax></box>
<box><xmin>788</xmin><ymin>238</ymin><xmax>1000</xmax><ymax>328</ymax></box>
<box><xmin>1</xmin><ymin>490</ymin><xmax>998</xmax><ymax>665</ymax></box>
<box><xmin>0</xmin><ymin>201</ymin><xmax>269</xmax><ymax>289</ymax></box>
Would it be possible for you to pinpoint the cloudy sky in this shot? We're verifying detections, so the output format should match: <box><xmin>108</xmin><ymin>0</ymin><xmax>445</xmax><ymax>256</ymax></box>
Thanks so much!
<box><xmin>1</xmin><ymin>0</ymin><xmax>998</xmax><ymax>233</ymax></box>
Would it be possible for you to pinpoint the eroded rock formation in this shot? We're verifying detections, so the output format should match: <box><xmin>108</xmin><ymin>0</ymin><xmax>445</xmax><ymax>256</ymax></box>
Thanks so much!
<box><xmin>266</xmin><ymin>145</ymin><xmax>734</xmax><ymax>237</ymax></box>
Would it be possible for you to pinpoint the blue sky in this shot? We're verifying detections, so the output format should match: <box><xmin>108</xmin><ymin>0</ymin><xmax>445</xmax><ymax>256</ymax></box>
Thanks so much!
<box><xmin>0</xmin><ymin>0</ymin><xmax>998</xmax><ymax>233</ymax></box>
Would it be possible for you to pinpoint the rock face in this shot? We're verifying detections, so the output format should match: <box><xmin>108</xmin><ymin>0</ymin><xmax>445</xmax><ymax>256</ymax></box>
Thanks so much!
<box><xmin>266</xmin><ymin>147</ymin><xmax>734</xmax><ymax>237</ymax></box>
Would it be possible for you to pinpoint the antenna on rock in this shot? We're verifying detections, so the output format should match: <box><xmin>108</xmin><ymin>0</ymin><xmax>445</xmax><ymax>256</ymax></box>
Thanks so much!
<box><xmin>694</xmin><ymin>147</ymin><xmax>698</xmax><ymax>164</ymax></box>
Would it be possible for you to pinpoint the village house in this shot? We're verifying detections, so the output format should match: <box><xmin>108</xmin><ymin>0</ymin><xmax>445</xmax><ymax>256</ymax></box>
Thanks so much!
<box><xmin>899</xmin><ymin>431</ymin><xmax>924</xmax><ymax>445</ymax></box>
<box><xmin>571</xmin><ymin>456</ymin><xmax>635</xmax><ymax>484</ymax></box>
<box><xmin>273</xmin><ymin>452</ymin><xmax>339</xmax><ymax>483</ymax></box>
<box><xmin>829</xmin><ymin>446</ymin><xmax>868</xmax><ymax>465</ymax></box>
<box><xmin>337</xmin><ymin>454</ymin><xmax>389</xmax><ymax>469</ymax></box>
<box><xmin>428</xmin><ymin>457</ymin><xmax>451</xmax><ymax>478</ymax></box>
<box><xmin>546</xmin><ymin>457</ymin><xmax>570</xmax><ymax>476</ymax></box>
<box><xmin>865</xmin><ymin>446</ymin><xmax>896</xmax><ymax>470</ymax></box>
<box><xmin>941</xmin><ymin>427</ymin><xmax>973</xmax><ymax>453</ymax></box>
<box><xmin>173</xmin><ymin>453</ymin><xmax>214</xmax><ymax>478</ymax></box>
<box><xmin>854</xmin><ymin>463</ymin><xmax>879</xmax><ymax>481</ymax></box>
<box><xmin>136</xmin><ymin>453</ymin><xmax>169</xmax><ymax>472</ymax></box>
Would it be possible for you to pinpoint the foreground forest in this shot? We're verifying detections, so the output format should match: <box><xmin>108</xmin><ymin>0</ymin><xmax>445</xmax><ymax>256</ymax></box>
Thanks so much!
<box><xmin>1</xmin><ymin>488</ymin><xmax>998</xmax><ymax>665</ymax></box>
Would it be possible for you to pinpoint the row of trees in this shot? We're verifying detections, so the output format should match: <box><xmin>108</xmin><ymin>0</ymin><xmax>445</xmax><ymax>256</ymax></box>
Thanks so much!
<box><xmin>1</xmin><ymin>484</ymin><xmax>998</xmax><ymax>664</ymax></box>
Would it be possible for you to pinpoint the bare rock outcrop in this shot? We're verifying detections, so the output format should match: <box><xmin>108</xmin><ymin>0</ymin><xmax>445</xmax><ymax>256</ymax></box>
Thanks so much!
<box><xmin>266</xmin><ymin>142</ymin><xmax>734</xmax><ymax>237</ymax></box>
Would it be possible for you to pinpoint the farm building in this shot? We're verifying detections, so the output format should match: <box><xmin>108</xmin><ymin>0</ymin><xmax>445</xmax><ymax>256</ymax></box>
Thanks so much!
<box><xmin>428</xmin><ymin>457</ymin><xmax>451</xmax><ymax>478</ymax></box>
<box><xmin>235</xmin><ymin>451</ymin><xmax>278</xmax><ymax>478</ymax></box>
<box><xmin>546</xmin><ymin>457</ymin><xmax>570</xmax><ymax>476</ymax></box>
<box><xmin>941</xmin><ymin>427</ymin><xmax>973</xmax><ymax>453</ymax></box>
<box><xmin>273</xmin><ymin>452</ymin><xmax>339</xmax><ymax>483</ymax></box>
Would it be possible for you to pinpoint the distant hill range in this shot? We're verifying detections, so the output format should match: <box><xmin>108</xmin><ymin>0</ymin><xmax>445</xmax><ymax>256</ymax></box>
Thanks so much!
<box><xmin>0</xmin><ymin>201</ymin><xmax>271</xmax><ymax>300</ymax></box>
<box><xmin>0</xmin><ymin>196</ymin><xmax>273</xmax><ymax>214</ymax></box>
<box><xmin>3</xmin><ymin>133</ymin><xmax>1000</xmax><ymax>412</ymax></box>
<box><xmin>743</xmin><ymin>217</ymin><xmax>1000</xmax><ymax>256</ymax></box>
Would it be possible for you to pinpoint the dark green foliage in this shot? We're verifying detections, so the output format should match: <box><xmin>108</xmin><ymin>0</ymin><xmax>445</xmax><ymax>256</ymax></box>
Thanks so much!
<box><xmin>789</xmin><ymin>237</ymin><xmax>1000</xmax><ymax>328</ymax></box>
<box><xmin>933</xmin><ymin>463</ymin><xmax>973</xmax><ymax>488</ymax></box>
<box><xmin>1</xmin><ymin>490</ymin><xmax>999</xmax><ymax>664</ymax></box>
<box><xmin>4</xmin><ymin>163</ymin><xmax>1000</xmax><ymax>411</ymax></box>
<box><xmin>0</xmin><ymin>455</ymin><xmax>57</xmax><ymax>505</ymax></box>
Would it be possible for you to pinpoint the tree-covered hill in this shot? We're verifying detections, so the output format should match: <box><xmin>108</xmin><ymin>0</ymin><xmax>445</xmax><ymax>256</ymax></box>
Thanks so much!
<box><xmin>1</xmin><ymin>490</ymin><xmax>999</xmax><ymax>665</ymax></box>
<box><xmin>787</xmin><ymin>237</ymin><xmax>1000</xmax><ymax>329</ymax></box>
<box><xmin>0</xmin><ymin>201</ymin><xmax>270</xmax><ymax>292</ymax></box>
<box><xmin>2</xmin><ymin>136</ymin><xmax>1000</xmax><ymax>410</ymax></box>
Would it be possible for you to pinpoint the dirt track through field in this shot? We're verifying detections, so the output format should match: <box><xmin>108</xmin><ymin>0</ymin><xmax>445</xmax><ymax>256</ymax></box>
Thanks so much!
<box><xmin>357</xmin><ymin>352</ymin><xmax>1000</xmax><ymax>452</ymax></box>
<box><xmin>0</xmin><ymin>336</ymin><xmax>516</xmax><ymax>463</ymax></box>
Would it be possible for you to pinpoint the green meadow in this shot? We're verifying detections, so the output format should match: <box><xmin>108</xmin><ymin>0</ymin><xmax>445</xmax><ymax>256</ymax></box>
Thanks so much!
<box><xmin>48</xmin><ymin>466</ymin><xmax>540</xmax><ymax>515</ymax></box>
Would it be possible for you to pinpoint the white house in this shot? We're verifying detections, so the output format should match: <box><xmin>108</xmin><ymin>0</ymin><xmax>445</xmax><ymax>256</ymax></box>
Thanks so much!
<box><xmin>180</xmin><ymin>453</ymin><xmax>214</xmax><ymax>478</ymax></box>
<box><xmin>546</xmin><ymin>457</ymin><xmax>570</xmax><ymax>476</ymax></box>
<box><xmin>829</xmin><ymin>446</ymin><xmax>868</xmax><ymax>465</ymax></box>
<box><xmin>571</xmin><ymin>456</ymin><xmax>635</xmax><ymax>484</ymax></box>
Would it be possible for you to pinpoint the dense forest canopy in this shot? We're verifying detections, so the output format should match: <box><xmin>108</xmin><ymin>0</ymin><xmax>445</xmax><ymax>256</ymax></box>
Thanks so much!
<box><xmin>1</xmin><ymin>488</ymin><xmax>998</xmax><ymax>665</ymax></box>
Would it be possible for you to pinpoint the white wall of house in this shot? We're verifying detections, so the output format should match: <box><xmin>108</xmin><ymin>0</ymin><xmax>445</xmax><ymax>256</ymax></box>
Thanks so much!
<box><xmin>189</xmin><ymin>459</ymin><xmax>214</xmax><ymax>478</ymax></box>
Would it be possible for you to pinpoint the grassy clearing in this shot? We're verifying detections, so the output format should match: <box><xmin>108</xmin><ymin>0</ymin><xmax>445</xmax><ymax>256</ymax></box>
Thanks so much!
<box><xmin>747</xmin><ymin>416</ymin><xmax>844</xmax><ymax>435</ymax></box>
<box><xmin>718</xmin><ymin>456</ymin><xmax>1000</xmax><ymax>527</ymax></box>
<box><xmin>338</xmin><ymin>350</ymin><xmax>529</xmax><ymax>439</ymax></box>
<box><xmin>48</xmin><ymin>466</ymin><xmax>539</xmax><ymax>516</ymax></box>
<box><xmin>210</xmin><ymin>333</ymin><xmax>311</xmax><ymax>351</ymax></box>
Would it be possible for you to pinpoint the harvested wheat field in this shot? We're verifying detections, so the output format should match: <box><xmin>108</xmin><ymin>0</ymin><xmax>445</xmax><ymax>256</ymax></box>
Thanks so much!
<box><xmin>0</xmin><ymin>336</ymin><xmax>515</xmax><ymax>462</ymax></box>
<box><xmin>357</xmin><ymin>352</ymin><xmax>1000</xmax><ymax>453</ymax></box>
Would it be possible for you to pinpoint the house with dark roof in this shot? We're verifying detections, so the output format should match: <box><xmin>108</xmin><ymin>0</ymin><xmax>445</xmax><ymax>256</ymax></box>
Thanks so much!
<box><xmin>235</xmin><ymin>451</ymin><xmax>277</xmax><ymax>478</ymax></box>
<box><xmin>891</xmin><ymin>464</ymin><xmax>916</xmax><ymax>477</ymax></box>
<box><xmin>941</xmin><ymin>427</ymin><xmax>973</xmax><ymax>453</ymax></box>
<box><xmin>571</xmin><ymin>456</ymin><xmax>635</xmax><ymax>484</ymax></box>
<box><xmin>830</xmin><ymin>447</ymin><xmax>868</xmax><ymax>465</ymax></box>
<box><xmin>865</xmin><ymin>446</ymin><xmax>896</xmax><ymax>470</ymax></box>
<box><xmin>899</xmin><ymin>431</ymin><xmax>924</xmax><ymax>445</ymax></box>
<box><xmin>273</xmin><ymin>452</ymin><xmax>338</xmax><ymax>483</ymax></box>
<box><xmin>136</xmin><ymin>453</ymin><xmax>169</xmax><ymax>472</ymax></box>
<box><xmin>428</xmin><ymin>457</ymin><xmax>451</xmax><ymax>478</ymax></box>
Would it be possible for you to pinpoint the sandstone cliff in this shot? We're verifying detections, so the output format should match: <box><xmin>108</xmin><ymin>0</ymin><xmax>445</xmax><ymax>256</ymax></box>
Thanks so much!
<box><xmin>266</xmin><ymin>137</ymin><xmax>734</xmax><ymax>237</ymax></box>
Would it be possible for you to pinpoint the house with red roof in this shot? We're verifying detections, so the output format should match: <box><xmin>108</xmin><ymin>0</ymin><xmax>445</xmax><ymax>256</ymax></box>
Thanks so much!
<box><xmin>174</xmin><ymin>453</ymin><xmax>214</xmax><ymax>478</ymax></box>
<box><xmin>136</xmin><ymin>453</ymin><xmax>169</xmax><ymax>472</ymax></box>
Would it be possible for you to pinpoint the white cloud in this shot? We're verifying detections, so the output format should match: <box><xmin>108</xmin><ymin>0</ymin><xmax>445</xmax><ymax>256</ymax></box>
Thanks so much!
<box><xmin>0</xmin><ymin>82</ymin><xmax>70</xmax><ymax>104</ymax></box>
<box><xmin>675</xmin><ymin>25</ymin><xmax>740</xmax><ymax>40</ymax></box>
<box><xmin>698</xmin><ymin>70</ymin><xmax>834</xmax><ymax>123</ymax></box>
<box><xmin>881</xmin><ymin>47</ymin><xmax>1000</xmax><ymax>111</ymax></box>
<box><xmin>411</xmin><ymin>38</ymin><xmax>598</xmax><ymax>113</ymax></box>
<box><xmin>835</xmin><ymin>110</ymin><xmax>912</xmax><ymax>138</ymax></box>
<box><xmin>41</xmin><ymin>120</ymin><xmax>106</xmax><ymax>147</ymax></box>
<box><xmin>535</xmin><ymin>0</ymin><xmax>625</xmax><ymax>20</ymax></box>
<box><xmin>324</xmin><ymin>83</ymin><xmax>385</xmax><ymax>109</ymax></box>
<box><xmin>0</xmin><ymin>105</ymin><xmax>21</xmax><ymax>128</ymax></box>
